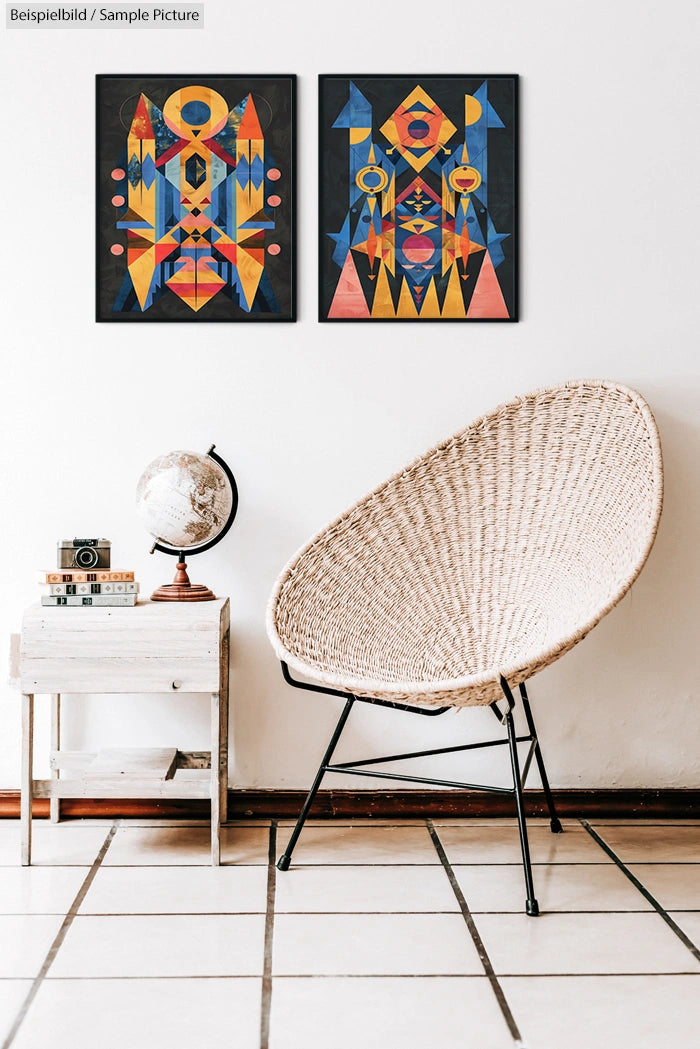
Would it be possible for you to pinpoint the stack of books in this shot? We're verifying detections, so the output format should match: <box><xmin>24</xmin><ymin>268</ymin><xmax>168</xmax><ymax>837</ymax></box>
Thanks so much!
<box><xmin>39</xmin><ymin>540</ymin><xmax>140</xmax><ymax>607</ymax></box>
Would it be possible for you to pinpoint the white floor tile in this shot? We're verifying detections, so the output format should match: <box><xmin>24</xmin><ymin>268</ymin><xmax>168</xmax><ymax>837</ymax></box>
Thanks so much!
<box><xmin>277</xmin><ymin>818</ymin><xmax>427</xmax><ymax>826</ymax></box>
<box><xmin>453</xmin><ymin>862</ymin><xmax>653</xmax><ymax>912</ymax></box>
<box><xmin>49</xmin><ymin>915</ymin><xmax>266</xmax><ymax>977</ymax></box>
<box><xmin>432</xmin><ymin>817</ymin><xmax>580</xmax><ymax>826</ymax></box>
<box><xmin>278</xmin><ymin>824</ymin><xmax>437</xmax><ymax>865</ymax></box>
<box><xmin>79</xmin><ymin>864</ymin><xmax>268</xmax><ymax>914</ymax></box>
<box><xmin>474</xmin><ymin>912</ymin><xmax>700</xmax><ymax>975</ymax></box>
<box><xmin>629</xmin><ymin>864</ymin><xmax>700</xmax><ymax>909</ymax></box>
<box><xmin>0</xmin><ymin>866</ymin><xmax>87</xmax><ymax>914</ymax></box>
<box><xmin>272</xmin><ymin>913</ymin><xmax>482</xmax><ymax>975</ymax></box>
<box><xmin>0</xmin><ymin>821</ymin><xmax>111</xmax><ymax>866</ymax></box>
<box><xmin>12</xmin><ymin>978</ymin><xmax>262</xmax><ymax>1049</ymax></box>
<box><xmin>0</xmin><ymin>915</ymin><xmax>65</xmax><ymax>977</ymax></box>
<box><xmin>269</xmin><ymin>976</ymin><xmax>513</xmax><ymax>1049</ymax></box>
<box><xmin>102</xmin><ymin>824</ymin><xmax>269</xmax><ymax>866</ymax></box>
<box><xmin>275</xmin><ymin>863</ymin><xmax>458</xmax><ymax>913</ymax></box>
<box><xmin>591</xmin><ymin>824</ymin><xmax>700</xmax><ymax>862</ymax></box>
<box><xmin>438</xmin><ymin>824</ymin><xmax>612</xmax><ymax>864</ymax></box>
<box><xmin>501</xmin><ymin>974</ymin><xmax>700</xmax><ymax>1049</ymax></box>
<box><xmin>0</xmin><ymin>981</ymin><xmax>32</xmax><ymax>1045</ymax></box>
<box><xmin>668</xmin><ymin>911</ymin><xmax>700</xmax><ymax>948</ymax></box>
<box><xmin>0</xmin><ymin>816</ymin><xmax>698</xmax><ymax>1049</ymax></box>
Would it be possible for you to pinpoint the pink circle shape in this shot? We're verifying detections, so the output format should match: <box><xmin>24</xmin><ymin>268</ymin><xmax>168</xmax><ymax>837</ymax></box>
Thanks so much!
<box><xmin>267</xmin><ymin>168</ymin><xmax>281</xmax><ymax>181</ymax></box>
<box><xmin>111</xmin><ymin>168</ymin><xmax>125</xmax><ymax>180</ymax></box>
<box><xmin>267</xmin><ymin>194</ymin><xmax>282</xmax><ymax>208</ymax></box>
<box><xmin>267</xmin><ymin>243</ymin><xmax>281</xmax><ymax>256</ymax></box>
<box><xmin>110</xmin><ymin>244</ymin><xmax>124</xmax><ymax>256</ymax></box>
<box><xmin>402</xmin><ymin>233</ymin><xmax>436</xmax><ymax>264</ymax></box>
<box><xmin>111</xmin><ymin>194</ymin><xmax>125</xmax><ymax>207</ymax></box>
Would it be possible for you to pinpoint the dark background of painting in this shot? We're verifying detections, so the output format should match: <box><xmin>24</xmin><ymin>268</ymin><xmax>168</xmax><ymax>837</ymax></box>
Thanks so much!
<box><xmin>319</xmin><ymin>75</ymin><xmax>517</xmax><ymax>321</ymax></box>
<box><xmin>96</xmin><ymin>75</ymin><xmax>296</xmax><ymax>322</ymax></box>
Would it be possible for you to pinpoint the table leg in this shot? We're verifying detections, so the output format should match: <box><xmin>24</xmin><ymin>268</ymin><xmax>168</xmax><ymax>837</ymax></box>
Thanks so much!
<box><xmin>50</xmin><ymin>693</ymin><xmax>61</xmax><ymax>823</ymax></box>
<box><xmin>21</xmin><ymin>693</ymin><xmax>34</xmax><ymax>866</ymax></box>
<box><xmin>219</xmin><ymin>627</ymin><xmax>230</xmax><ymax>826</ymax></box>
<box><xmin>210</xmin><ymin>691</ymin><xmax>221</xmax><ymax>866</ymax></box>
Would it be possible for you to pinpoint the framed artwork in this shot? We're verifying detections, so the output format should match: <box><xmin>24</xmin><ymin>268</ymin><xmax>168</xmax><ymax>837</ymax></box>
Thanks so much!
<box><xmin>96</xmin><ymin>75</ymin><xmax>296</xmax><ymax>322</ymax></box>
<box><xmin>319</xmin><ymin>74</ymin><xmax>518</xmax><ymax>322</ymax></box>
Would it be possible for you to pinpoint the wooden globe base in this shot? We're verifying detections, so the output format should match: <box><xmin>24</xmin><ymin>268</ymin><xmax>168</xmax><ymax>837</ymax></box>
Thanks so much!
<box><xmin>150</xmin><ymin>561</ymin><xmax>216</xmax><ymax>602</ymax></box>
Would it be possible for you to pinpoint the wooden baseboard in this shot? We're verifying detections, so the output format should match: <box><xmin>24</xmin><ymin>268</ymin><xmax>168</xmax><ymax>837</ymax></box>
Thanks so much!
<box><xmin>1</xmin><ymin>789</ymin><xmax>698</xmax><ymax>820</ymax></box>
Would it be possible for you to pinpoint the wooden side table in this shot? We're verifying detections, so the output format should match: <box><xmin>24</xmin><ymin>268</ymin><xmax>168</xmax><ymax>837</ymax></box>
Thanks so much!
<box><xmin>14</xmin><ymin>598</ymin><xmax>230</xmax><ymax>865</ymax></box>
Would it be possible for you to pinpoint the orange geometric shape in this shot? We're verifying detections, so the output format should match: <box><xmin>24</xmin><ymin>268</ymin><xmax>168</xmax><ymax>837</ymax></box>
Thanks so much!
<box><xmin>328</xmin><ymin>251</ymin><xmax>370</xmax><ymax>318</ymax></box>
<box><xmin>216</xmin><ymin>242</ymin><xmax>238</xmax><ymax>265</ymax></box>
<box><xmin>370</xmin><ymin>263</ymin><xmax>396</xmax><ymax>318</ymax></box>
<box><xmin>238</xmin><ymin>94</ymin><xmax>263</xmax><ymax>141</ymax></box>
<box><xmin>396</xmin><ymin>278</ymin><xmax>420</xmax><ymax>318</ymax></box>
<box><xmin>130</xmin><ymin>95</ymin><xmax>154</xmax><ymax>140</ymax></box>
<box><xmin>154</xmin><ymin>241</ymin><xmax>179</xmax><ymax>264</ymax></box>
<box><xmin>166</xmin><ymin>256</ymin><xmax>226</xmax><ymax>312</ymax></box>
<box><xmin>441</xmin><ymin>263</ymin><xmax>466</xmax><ymax>318</ymax></box>
<box><xmin>466</xmin><ymin>251</ymin><xmax>510</xmax><ymax>319</ymax></box>
<box><xmin>380</xmin><ymin>86</ymin><xmax>457</xmax><ymax>172</ymax></box>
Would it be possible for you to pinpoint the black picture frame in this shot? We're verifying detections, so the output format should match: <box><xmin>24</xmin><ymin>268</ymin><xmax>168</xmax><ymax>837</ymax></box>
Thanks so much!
<box><xmin>96</xmin><ymin>74</ymin><xmax>296</xmax><ymax>322</ymax></box>
<box><xmin>319</xmin><ymin>74</ymin><xmax>518</xmax><ymax>322</ymax></box>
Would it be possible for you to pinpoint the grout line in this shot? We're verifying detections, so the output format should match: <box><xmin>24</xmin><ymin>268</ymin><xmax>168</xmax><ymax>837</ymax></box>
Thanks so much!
<box><xmin>1</xmin><ymin>820</ymin><xmax>120</xmax><ymax>1049</ymax></box>
<box><xmin>580</xmin><ymin>820</ymin><xmax>700</xmax><ymax>964</ymax></box>
<box><xmin>426</xmin><ymin>820</ymin><xmax>526</xmax><ymax>1048</ymax></box>
<box><xmin>259</xmin><ymin>820</ymin><xmax>278</xmax><ymax>1049</ymax></box>
<box><xmin>0</xmin><ymin>971</ymin><xmax>697</xmax><ymax>982</ymax></box>
<box><xmin>1</xmin><ymin>907</ymin><xmax>687</xmax><ymax>918</ymax></box>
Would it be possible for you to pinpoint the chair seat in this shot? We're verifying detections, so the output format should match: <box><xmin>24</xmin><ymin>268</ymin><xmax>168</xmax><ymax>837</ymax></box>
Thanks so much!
<box><xmin>267</xmin><ymin>380</ymin><xmax>663</xmax><ymax>707</ymax></box>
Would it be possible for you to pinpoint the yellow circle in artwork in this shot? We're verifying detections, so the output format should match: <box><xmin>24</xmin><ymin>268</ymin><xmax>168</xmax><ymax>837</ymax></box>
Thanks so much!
<box><xmin>163</xmin><ymin>86</ymin><xmax>230</xmax><ymax>141</ymax></box>
<box><xmin>448</xmin><ymin>165</ymin><xmax>482</xmax><ymax>195</ymax></box>
<box><xmin>464</xmin><ymin>95</ymin><xmax>483</xmax><ymax>127</ymax></box>
<box><xmin>355</xmin><ymin>165</ymin><xmax>390</xmax><ymax>195</ymax></box>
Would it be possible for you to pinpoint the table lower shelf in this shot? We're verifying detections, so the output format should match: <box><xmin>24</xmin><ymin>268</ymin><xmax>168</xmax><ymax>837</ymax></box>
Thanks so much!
<box><xmin>36</xmin><ymin>747</ymin><xmax>214</xmax><ymax>799</ymax></box>
<box><xmin>33</xmin><ymin>775</ymin><xmax>212</xmax><ymax>800</ymax></box>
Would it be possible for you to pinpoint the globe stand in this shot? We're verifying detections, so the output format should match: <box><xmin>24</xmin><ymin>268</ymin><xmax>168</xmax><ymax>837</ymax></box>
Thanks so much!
<box><xmin>140</xmin><ymin>445</ymin><xmax>238</xmax><ymax>604</ymax></box>
<box><xmin>150</xmin><ymin>559</ymin><xmax>216</xmax><ymax>602</ymax></box>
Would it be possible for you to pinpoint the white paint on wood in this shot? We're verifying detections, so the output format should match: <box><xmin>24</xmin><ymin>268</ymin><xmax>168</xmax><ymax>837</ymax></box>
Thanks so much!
<box><xmin>83</xmin><ymin>748</ymin><xmax>179</xmax><ymax>780</ymax></box>
<box><xmin>20</xmin><ymin>695</ymin><xmax>33</xmax><ymax>866</ymax></box>
<box><xmin>15</xmin><ymin>599</ymin><xmax>230</xmax><ymax>865</ymax></box>
<box><xmin>50</xmin><ymin>750</ymin><xmax>96</xmax><ymax>771</ymax></box>
<box><xmin>32</xmin><ymin>773</ymin><xmax>211</xmax><ymax>800</ymax></box>
<box><xmin>50</xmin><ymin>694</ymin><xmax>60</xmax><ymax>823</ymax></box>
<box><xmin>19</xmin><ymin>657</ymin><xmax>221</xmax><ymax>694</ymax></box>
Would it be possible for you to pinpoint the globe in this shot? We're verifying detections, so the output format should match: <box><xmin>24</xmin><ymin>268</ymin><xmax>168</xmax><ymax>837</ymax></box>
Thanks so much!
<box><xmin>135</xmin><ymin>445</ymin><xmax>238</xmax><ymax>601</ymax></box>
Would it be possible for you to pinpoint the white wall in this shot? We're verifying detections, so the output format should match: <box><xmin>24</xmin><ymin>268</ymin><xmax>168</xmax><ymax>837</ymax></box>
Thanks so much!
<box><xmin>1</xmin><ymin>0</ymin><xmax>699</xmax><ymax>791</ymax></box>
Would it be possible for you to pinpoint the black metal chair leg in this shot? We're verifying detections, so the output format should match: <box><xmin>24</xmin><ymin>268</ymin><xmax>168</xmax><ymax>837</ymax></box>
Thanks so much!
<box><xmin>519</xmin><ymin>683</ymin><xmax>563</xmax><ymax>833</ymax></box>
<box><xmin>277</xmin><ymin>697</ymin><xmax>355</xmax><ymax>872</ymax></box>
<box><xmin>504</xmin><ymin>706</ymin><xmax>539</xmax><ymax>916</ymax></box>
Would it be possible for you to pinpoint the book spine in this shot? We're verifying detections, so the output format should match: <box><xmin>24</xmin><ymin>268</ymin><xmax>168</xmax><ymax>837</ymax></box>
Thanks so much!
<box><xmin>49</xmin><ymin>582</ymin><xmax>139</xmax><ymax>596</ymax></box>
<box><xmin>41</xmin><ymin>595</ymin><xmax>138</xmax><ymax>607</ymax></box>
<box><xmin>39</xmin><ymin>570</ymin><xmax>136</xmax><ymax>584</ymax></box>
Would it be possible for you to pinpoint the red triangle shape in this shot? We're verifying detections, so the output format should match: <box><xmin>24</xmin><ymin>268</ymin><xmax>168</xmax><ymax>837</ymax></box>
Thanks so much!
<box><xmin>238</xmin><ymin>94</ymin><xmax>263</xmax><ymax>140</ymax></box>
<box><xmin>131</xmin><ymin>95</ymin><xmax>154</xmax><ymax>140</ymax></box>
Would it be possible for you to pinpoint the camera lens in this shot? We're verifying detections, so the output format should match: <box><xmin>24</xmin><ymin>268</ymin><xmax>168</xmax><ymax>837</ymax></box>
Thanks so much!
<box><xmin>75</xmin><ymin>546</ymin><xmax>99</xmax><ymax>569</ymax></box>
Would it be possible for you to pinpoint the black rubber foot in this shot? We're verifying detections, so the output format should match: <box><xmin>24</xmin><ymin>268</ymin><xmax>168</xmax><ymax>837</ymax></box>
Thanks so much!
<box><xmin>550</xmin><ymin>817</ymin><xmax>563</xmax><ymax>834</ymax></box>
<box><xmin>276</xmin><ymin>855</ymin><xmax>291</xmax><ymax>872</ymax></box>
<box><xmin>526</xmin><ymin>898</ymin><xmax>540</xmax><ymax>917</ymax></box>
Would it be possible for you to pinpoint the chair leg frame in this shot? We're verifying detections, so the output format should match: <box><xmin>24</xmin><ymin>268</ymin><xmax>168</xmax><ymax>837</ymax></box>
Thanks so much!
<box><xmin>276</xmin><ymin>663</ymin><xmax>562</xmax><ymax>916</ymax></box>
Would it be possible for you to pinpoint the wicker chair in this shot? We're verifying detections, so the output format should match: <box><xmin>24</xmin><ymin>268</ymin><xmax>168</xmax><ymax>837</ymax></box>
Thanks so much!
<box><xmin>266</xmin><ymin>380</ymin><xmax>663</xmax><ymax>914</ymax></box>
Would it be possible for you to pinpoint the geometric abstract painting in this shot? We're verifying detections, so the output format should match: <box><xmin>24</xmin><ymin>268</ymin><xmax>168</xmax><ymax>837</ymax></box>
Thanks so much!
<box><xmin>96</xmin><ymin>75</ymin><xmax>296</xmax><ymax>322</ymax></box>
<box><xmin>319</xmin><ymin>75</ymin><xmax>517</xmax><ymax>321</ymax></box>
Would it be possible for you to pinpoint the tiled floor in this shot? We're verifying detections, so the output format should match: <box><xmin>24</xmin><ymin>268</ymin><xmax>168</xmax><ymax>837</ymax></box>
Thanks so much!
<box><xmin>0</xmin><ymin>818</ymin><xmax>698</xmax><ymax>1049</ymax></box>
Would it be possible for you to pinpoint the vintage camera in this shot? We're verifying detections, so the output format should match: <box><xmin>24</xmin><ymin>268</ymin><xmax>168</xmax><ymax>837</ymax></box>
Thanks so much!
<box><xmin>58</xmin><ymin>539</ymin><xmax>111</xmax><ymax>570</ymax></box>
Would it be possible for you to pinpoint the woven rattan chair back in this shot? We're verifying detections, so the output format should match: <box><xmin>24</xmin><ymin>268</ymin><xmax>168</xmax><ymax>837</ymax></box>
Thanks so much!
<box><xmin>268</xmin><ymin>380</ymin><xmax>663</xmax><ymax>708</ymax></box>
